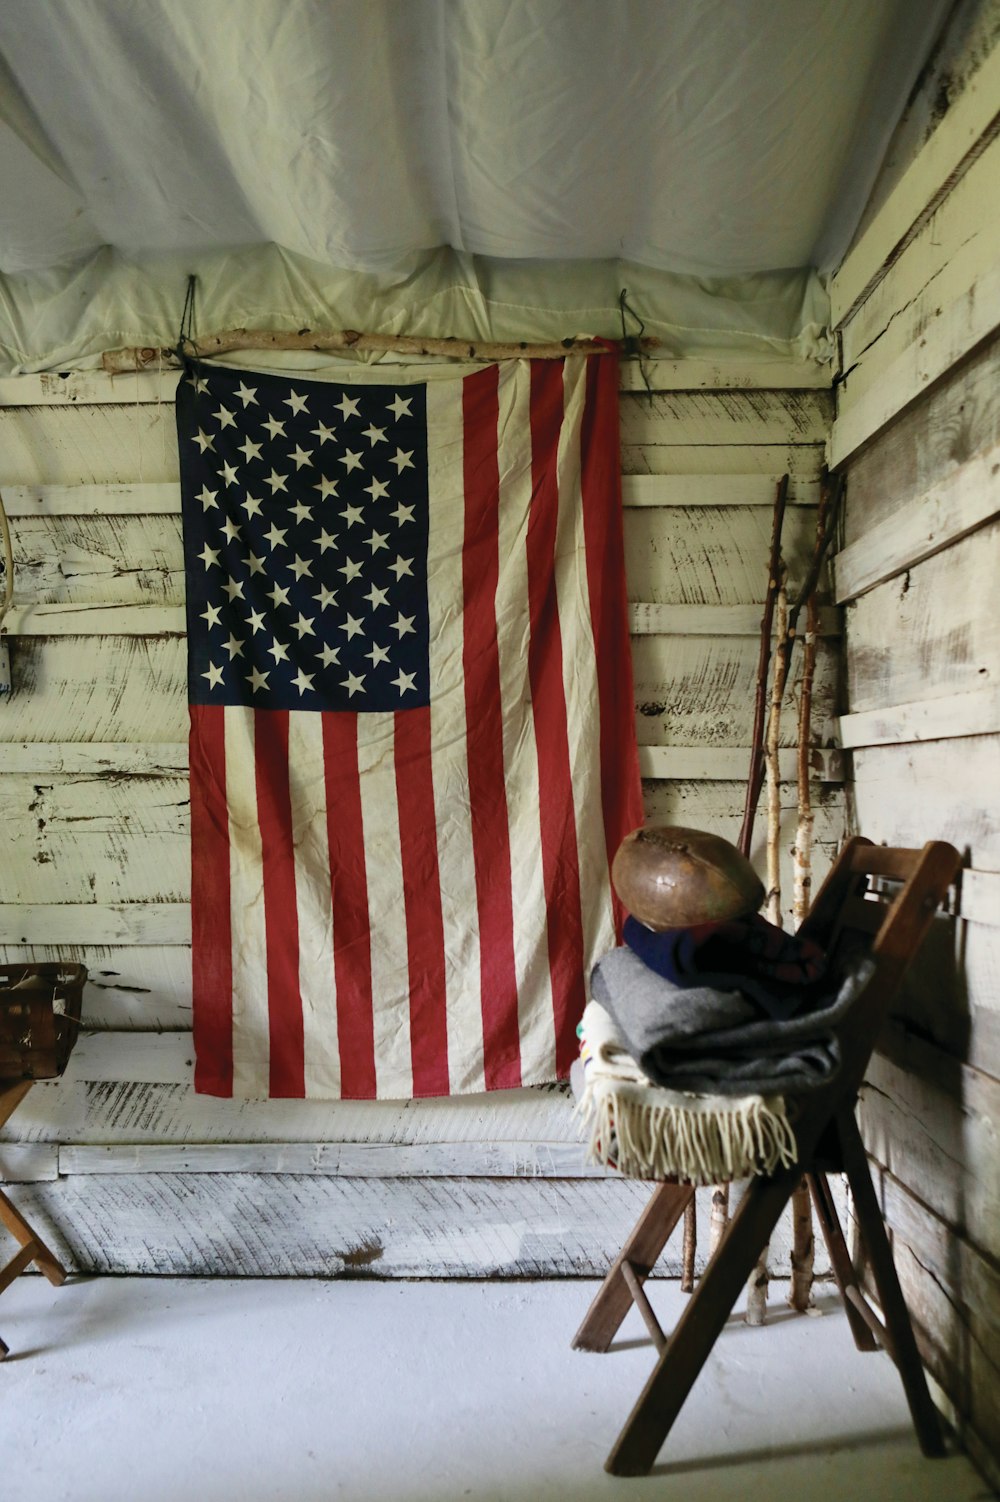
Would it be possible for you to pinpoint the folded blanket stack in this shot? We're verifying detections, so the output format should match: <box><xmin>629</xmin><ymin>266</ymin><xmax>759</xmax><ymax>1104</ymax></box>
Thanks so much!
<box><xmin>575</xmin><ymin>912</ymin><xmax>874</xmax><ymax>1185</ymax></box>
<box><xmin>576</xmin><ymin>999</ymin><xmax>799</xmax><ymax>1185</ymax></box>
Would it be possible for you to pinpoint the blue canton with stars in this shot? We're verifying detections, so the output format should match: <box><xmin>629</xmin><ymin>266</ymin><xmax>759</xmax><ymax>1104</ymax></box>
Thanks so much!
<box><xmin>177</xmin><ymin>363</ymin><xmax>430</xmax><ymax>712</ymax></box>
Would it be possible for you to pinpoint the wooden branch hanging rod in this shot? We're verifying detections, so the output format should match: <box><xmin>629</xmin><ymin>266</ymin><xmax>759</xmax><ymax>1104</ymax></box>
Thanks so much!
<box><xmin>102</xmin><ymin>328</ymin><xmax>659</xmax><ymax>374</ymax></box>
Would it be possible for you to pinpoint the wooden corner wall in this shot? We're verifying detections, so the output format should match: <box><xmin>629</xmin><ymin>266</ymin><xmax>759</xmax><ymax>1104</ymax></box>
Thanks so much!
<box><xmin>830</xmin><ymin>29</ymin><xmax>1000</xmax><ymax>1484</ymax></box>
<box><xmin>0</xmin><ymin>355</ymin><xmax>845</xmax><ymax>1278</ymax></box>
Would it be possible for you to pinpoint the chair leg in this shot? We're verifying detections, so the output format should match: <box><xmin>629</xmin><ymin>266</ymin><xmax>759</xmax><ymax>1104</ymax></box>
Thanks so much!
<box><xmin>606</xmin><ymin>1168</ymin><xmax>798</xmax><ymax>1477</ymax></box>
<box><xmin>0</xmin><ymin>1189</ymin><xmax>66</xmax><ymax>1287</ymax></box>
<box><xmin>572</xmin><ymin>1181</ymin><xmax>693</xmax><ymax>1353</ymax></box>
<box><xmin>836</xmin><ymin>1108</ymin><xmax>945</xmax><ymax>1459</ymax></box>
<box><xmin>807</xmin><ymin>1171</ymin><xmax>878</xmax><ymax>1352</ymax></box>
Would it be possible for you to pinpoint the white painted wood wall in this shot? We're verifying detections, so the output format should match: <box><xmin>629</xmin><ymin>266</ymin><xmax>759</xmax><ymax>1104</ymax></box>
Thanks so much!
<box><xmin>0</xmin><ymin>355</ymin><xmax>846</xmax><ymax>1278</ymax></box>
<box><xmin>830</xmin><ymin>21</ymin><xmax>1000</xmax><ymax>1483</ymax></box>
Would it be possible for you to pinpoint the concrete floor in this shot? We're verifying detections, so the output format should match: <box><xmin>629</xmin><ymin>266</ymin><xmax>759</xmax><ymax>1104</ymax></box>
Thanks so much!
<box><xmin>0</xmin><ymin>1276</ymin><xmax>990</xmax><ymax>1502</ymax></box>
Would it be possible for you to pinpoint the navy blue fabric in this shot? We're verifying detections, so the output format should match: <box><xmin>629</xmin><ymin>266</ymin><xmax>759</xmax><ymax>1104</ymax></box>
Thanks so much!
<box><xmin>622</xmin><ymin>913</ymin><xmax>828</xmax><ymax>1022</ymax></box>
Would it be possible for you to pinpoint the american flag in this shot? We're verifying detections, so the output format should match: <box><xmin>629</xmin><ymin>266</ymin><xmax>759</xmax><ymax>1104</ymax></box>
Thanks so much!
<box><xmin>177</xmin><ymin>357</ymin><xmax>642</xmax><ymax>1099</ymax></box>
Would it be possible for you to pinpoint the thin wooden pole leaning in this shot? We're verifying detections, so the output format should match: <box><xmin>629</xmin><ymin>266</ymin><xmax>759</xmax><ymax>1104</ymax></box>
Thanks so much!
<box><xmin>764</xmin><ymin>568</ymin><xmax>789</xmax><ymax>926</ymax></box>
<box><xmin>738</xmin><ymin>475</ymin><xmax>789</xmax><ymax>857</ymax></box>
<box><xmin>101</xmin><ymin>329</ymin><xmax>659</xmax><ymax>373</ymax></box>
<box><xmin>787</xmin><ymin>471</ymin><xmax>840</xmax><ymax>1313</ymax></box>
<box><xmin>706</xmin><ymin>474</ymin><xmax>788</xmax><ymax>1272</ymax></box>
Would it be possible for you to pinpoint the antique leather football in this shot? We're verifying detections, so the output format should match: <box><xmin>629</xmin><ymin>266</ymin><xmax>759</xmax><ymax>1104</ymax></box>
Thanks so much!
<box><xmin>611</xmin><ymin>825</ymin><xmax>765</xmax><ymax>930</ymax></box>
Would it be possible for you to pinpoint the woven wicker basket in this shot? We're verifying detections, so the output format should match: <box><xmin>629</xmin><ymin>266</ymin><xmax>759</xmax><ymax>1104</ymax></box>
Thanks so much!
<box><xmin>0</xmin><ymin>963</ymin><xmax>86</xmax><ymax>1080</ymax></box>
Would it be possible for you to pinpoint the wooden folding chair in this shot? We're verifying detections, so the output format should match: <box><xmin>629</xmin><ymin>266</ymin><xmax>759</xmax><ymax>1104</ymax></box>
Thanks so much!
<box><xmin>0</xmin><ymin>1080</ymin><xmax>67</xmax><ymax>1359</ymax></box>
<box><xmin>572</xmin><ymin>837</ymin><xmax>962</xmax><ymax>1476</ymax></box>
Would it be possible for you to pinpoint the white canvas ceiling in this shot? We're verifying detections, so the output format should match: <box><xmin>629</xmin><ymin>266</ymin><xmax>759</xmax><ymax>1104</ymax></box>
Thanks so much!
<box><xmin>0</xmin><ymin>0</ymin><xmax>950</xmax><ymax>371</ymax></box>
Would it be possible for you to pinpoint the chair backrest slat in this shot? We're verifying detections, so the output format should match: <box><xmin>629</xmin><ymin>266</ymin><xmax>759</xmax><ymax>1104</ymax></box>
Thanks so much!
<box><xmin>788</xmin><ymin>839</ymin><xmax>962</xmax><ymax>1166</ymax></box>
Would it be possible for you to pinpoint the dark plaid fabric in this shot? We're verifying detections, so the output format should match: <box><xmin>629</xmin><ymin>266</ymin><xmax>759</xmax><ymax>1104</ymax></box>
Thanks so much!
<box><xmin>623</xmin><ymin>913</ymin><xmax>828</xmax><ymax>1021</ymax></box>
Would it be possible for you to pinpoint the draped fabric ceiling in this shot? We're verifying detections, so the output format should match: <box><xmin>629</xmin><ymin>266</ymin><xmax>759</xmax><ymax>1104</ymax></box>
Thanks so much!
<box><xmin>0</xmin><ymin>0</ymin><xmax>949</xmax><ymax>372</ymax></box>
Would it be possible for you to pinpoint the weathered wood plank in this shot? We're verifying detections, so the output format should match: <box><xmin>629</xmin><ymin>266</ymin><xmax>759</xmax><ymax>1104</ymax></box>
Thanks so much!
<box><xmin>832</xmin><ymin>258</ymin><xmax>1000</xmax><ymax>467</ymax></box>
<box><xmin>4</xmin><ymin>1174</ymin><xmax>663</xmax><ymax>1278</ymax></box>
<box><xmin>0</xmin><ymin>406</ymin><xmax>181</xmax><ymax>485</ymax></box>
<box><xmin>962</xmin><ymin>869</ymin><xmax>1000</xmax><ymax>930</ymax></box>
<box><xmin>878</xmin><ymin>911</ymin><xmax>1000</xmax><ymax>1078</ymax></box>
<box><xmin>0</xmin><ymin>1143</ymin><xmax>59</xmax><ymax>1183</ymax></box>
<box><xmin>617</xmin><ymin>359</ymin><xmax>832</xmax><ymax>393</ymax></box>
<box><xmin>624</xmin><ymin>504</ymin><xmax>818</xmax><ymax>605</ymax></box>
<box><xmin>0</xmin><ymin>358</ymin><xmax>832</xmax><ymax>407</ymax></box>
<box><xmin>871</xmin><ymin>1164</ymin><xmax>1000</xmax><ymax>1349</ymax></box>
<box><xmin>0</xmin><ymin>743</ymin><xmax>188</xmax><ymax>774</ymax></box>
<box><xmin>834</xmin><ymin>441</ymin><xmax>1000</xmax><ymax>603</ymax></box>
<box><xmin>852</xmin><ymin>737</ymin><xmax>1000</xmax><ymax>865</ymax></box>
<box><xmin>620</xmin><ymin>474</ymin><xmax>819</xmax><ymax>507</ymax></box>
<box><xmin>0</xmin><ymin>793</ymin><xmax>849</xmax><ymax>987</ymax></box>
<box><xmin>0</xmin><ymin>634</ymin><xmax>839</xmax><ymax>747</ymax></box>
<box><xmin>0</xmin><ymin>904</ymin><xmax>190</xmax><ymax>945</ymax></box>
<box><xmin>1</xmin><ymin>473</ymin><xmax>823</xmax><ymax>517</ymax></box>
<box><xmin>0</xmin><ymin>741</ymin><xmax>840</xmax><ymax>783</ymax></box>
<box><xmin>841</xmin><ymin>333</ymin><xmax>1000</xmax><ymax>546</ymax></box>
<box><xmin>632</xmin><ymin>634</ymin><xmax>838</xmax><ymax>749</ymax></box>
<box><xmin>887</xmin><ymin>1230</ymin><xmax>1000</xmax><ymax>1478</ymax></box>
<box><xmin>1</xmin><ymin>741</ymin><xmax>842</xmax><ymax>784</ymax></box>
<box><xmin>0</xmin><ymin>392</ymin><xmax>829</xmax><ymax>489</ymax></box>
<box><xmin>621</xmin><ymin>442</ymin><xmax>825</xmax><ymax>479</ymax></box>
<box><xmin>3</xmin><ymin>1077</ymin><xmax>580</xmax><ymax>1146</ymax></box>
<box><xmin>9</xmin><ymin>513</ymin><xmax>184</xmax><ymax>604</ymax></box>
<box><xmin>8</xmin><ymin>506</ymin><xmax>822</xmax><ymax>611</ymax></box>
<box><xmin>0</xmin><ymin>791</ymin><xmax>848</xmax><ymax>1030</ymax></box>
<box><xmin>838</xmin><ymin>685</ymin><xmax>1000</xmax><ymax>749</ymax></box>
<box><xmin>845</xmin><ymin>523</ymin><xmax>1000</xmax><ymax>714</ymax></box>
<box><xmin>840</xmin><ymin>129</ymin><xmax>1000</xmax><ymax>375</ymax></box>
<box><xmin>0</xmin><ymin>481</ymin><xmax>180</xmax><ymax>516</ymax></box>
<box><xmin>57</xmin><ymin>1141</ymin><xmax>608</xmax><ymax>1179</ymax></box>
<box><xmin>861</xmin><ymin>1033</ymin><xmax>1000</xmax><ymax>1264</ymax></box>
<box><xmin>830</xmin><ymin>41</ymin><xmax>1000</xmax><ymax>326</ymax></box>
<box><xmin>0</xmin><ymin>774</ymin><xmax>190</xmax><ymax>905</ymax></box>
<box><xmin>3</xmin><ymin>600</ymin><xmax>840</xmax><ymax>639</ymax></box>
<box><xmin>618</xmin><ymin>389</ymin><xmax>831</xmax><ymax>446</ymax></box>
<box><xmin>3</xmin><ymin>1171</ymin><xmax>834</xmax><ymax>1278</ymax></box>
<box><xmin>630</xmin><ymin>603</ymin><xmax>838</xmax><ymax>637</ymax></box>
<box><xmin>5</xmin><ymin>602</ymin><xmax>185</xmax><ymax>635</ymax></box>
<box><xmin>640</xmin><ymin>746</ymin><xmax>842</xmax><ymax>781</ymax></box>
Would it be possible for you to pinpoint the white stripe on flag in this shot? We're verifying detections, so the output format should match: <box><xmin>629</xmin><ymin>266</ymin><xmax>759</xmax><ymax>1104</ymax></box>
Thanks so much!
<box><xmin>287</xmin><ymin>710</ymin><xmax>339</xmax><ymax>1098</ymax></box>
<box><xmin>424</xmin><ymin>378</ymin><xmax>484</xmax><ymax>1095</ymax></box>
<box><xmin>557</xmin><ymin>361</ymin><xmax>618</xmax><ymax>967</ymax></box>
<box><xmin>226</xmin><ymin>706</ymin><xmax>271</xmax><ymax>1097</ymax></box>
<box><xmin>493</xmin><ymin>361</ymin><xmax>556</xmax><ymax>1081</ymax></box>
<box><xmin>357</xmin><ymin>711</ymin><xmax>414</xmax><ymax>1100</ymax></box>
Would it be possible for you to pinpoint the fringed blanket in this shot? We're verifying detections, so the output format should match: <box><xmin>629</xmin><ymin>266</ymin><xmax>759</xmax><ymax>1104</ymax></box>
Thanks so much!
<box><xmin>591</xmin><ymin>947</ymin><xmax>873</xmax><ymax>1096</ymax></box>
<box><xmin>575</xmin><ymin>1000</ymin><xmax>798</xmax><ymax>1184</ymax></box>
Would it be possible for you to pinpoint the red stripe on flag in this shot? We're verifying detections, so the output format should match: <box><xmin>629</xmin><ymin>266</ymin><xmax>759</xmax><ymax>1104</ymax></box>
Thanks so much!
<box><xmin>462</xmin><ymin>366</ymin><xmax>522</xmax><ymax>1091</ymax></box>
<box><xmin>579</xmin><ymin>355</ymin><xmax>645</xmax><ymax>936</ymax></box>
<box><xmin>254</xmin><ymin>710</ymin><xmax>305</xmax><ymax>1097</ymax></box>
<box><xmin>323</xmin><ymin>712</ymin><xmax>377</xmax><ymax>1099</ymax></box>
<box><xmin>394</xmin><ymin>707</ymin><xmax>450</xmax><ymax>1096</ymax></box>
<box><xmin>189</xmin><ymin>704</ymin><xmax>233</xmax><ymax>1096</ymax></box>
<box><xmin>527</xmin><ymin>361</ymin><xmax>587</xmax><ymax>1077</ymax></box>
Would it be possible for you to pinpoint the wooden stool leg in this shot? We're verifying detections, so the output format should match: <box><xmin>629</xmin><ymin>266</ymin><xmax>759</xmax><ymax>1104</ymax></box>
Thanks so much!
<box><xmin>606</xmin><ymin>1168</ymin><xmax>798</xmax><ymax>1476</ymax></box>
<box><xmin>836</xmin><ymin>1109</ymin><xmax>945</xmax><ymax>1458</ymax></box>
<box><xmin>572</xmin><ymin>1181</ymin><xmax>693</xmax><ymax>1353</ymax></box>
<box><xmin>0</xmin><ymin>1188</ymin><xmax>66</xmax><ymax>1287</ymax></box>
<box><xmin>807</xmin><ymin>1171</ymin><xmax>878</xmax><ymax>1352</ymax></box>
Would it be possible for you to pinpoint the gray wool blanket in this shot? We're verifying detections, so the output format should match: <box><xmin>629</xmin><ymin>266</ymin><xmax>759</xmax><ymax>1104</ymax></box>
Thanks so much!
<box><xmin>590</xmin><ymin>948</ymin><xmax>874</xmax><ymax>1096</ymax></box>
